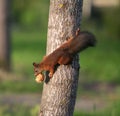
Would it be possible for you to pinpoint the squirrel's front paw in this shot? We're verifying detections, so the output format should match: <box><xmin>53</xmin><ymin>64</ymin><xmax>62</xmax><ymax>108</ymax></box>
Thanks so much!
<box><xmin>49</xmin><ymin>72</ymin><xmax>53</xmax><ymax>78</ymax></box>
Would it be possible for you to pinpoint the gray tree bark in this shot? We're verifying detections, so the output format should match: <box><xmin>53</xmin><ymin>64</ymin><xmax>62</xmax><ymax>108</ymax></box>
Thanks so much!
<box><xmin>39</xmin><ymin>0</ymin><xmax>83</xmax><ymax>116</ymax></box>
<box><xmin>0</xmin><ymin>0</ymin><xmax>11</xmax><ymax>70</ymax></box>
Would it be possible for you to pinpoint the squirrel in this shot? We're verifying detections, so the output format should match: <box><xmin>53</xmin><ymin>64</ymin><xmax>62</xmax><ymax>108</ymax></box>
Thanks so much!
<box><xmin>33</xmin><ymin>29</ymin><xmax>96</xmax><ymax>79</ymax></box>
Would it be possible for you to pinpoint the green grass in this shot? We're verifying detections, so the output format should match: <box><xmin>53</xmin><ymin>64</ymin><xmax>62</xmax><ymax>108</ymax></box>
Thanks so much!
<box><xmin>0</xmin><ymin>80</ymin><xmax>43</xmax><ymax>93</ymax></box>
<box><xmin>79</xmin><ymin>20</ymin><xmax>120</xmax><ymax>84</ymax></box>
<box><xmin>11</xmin><ymin>29</ymin><xmax>47</xmax><ymax>75</ymax></box>
<box><xmin>1</xmin><ymin>100</ymin><xmax>120</xmax><ymax>116</ymax></box>
<box><xmin>80</xmin><ymin>37</ymin><xmax>120</xmax><ymax>83</ymax></box>
<box><xmin>74</xmin><ymin>100</ymin><xmax>120</xmax><ymax>116</ymax></box>
<box><xmin>0</xmin><ymin>29</ymin><xmax>47</xmax><ymax>93</ymax></box>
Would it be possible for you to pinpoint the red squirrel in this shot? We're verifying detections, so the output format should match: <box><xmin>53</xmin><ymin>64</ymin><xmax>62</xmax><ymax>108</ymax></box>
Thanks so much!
<box><xmin>33</xmin><ymin>29</ymin><xmax>96</xmax><ymax>78</ymax></box>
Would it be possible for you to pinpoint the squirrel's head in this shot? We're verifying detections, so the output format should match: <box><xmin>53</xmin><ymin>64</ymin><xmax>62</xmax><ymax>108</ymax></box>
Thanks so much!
<box><xmin>33</xmin><ymin>62</ymin><xmax>42</xmax><ymax>76</ymax></box>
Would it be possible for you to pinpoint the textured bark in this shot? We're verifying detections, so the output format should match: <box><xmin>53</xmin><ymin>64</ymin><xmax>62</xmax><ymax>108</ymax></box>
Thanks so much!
<box><xmin>0</xmin><ymin>0</ymin><xmax>11</xmax><ymax>70</ymax></box>
<box><xmin>39</xmin><ymin>0</ymin><xmax>83</xmax><ymax>116</ymax></box>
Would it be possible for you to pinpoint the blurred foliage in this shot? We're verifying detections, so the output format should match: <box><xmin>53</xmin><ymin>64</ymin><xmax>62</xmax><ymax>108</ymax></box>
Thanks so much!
<box><xmin>11</xmin><ymin>0</ymin><xmax>120</xmax><ymax>38</ymax></box>
<box><xmin>11</xmin><ymin>0</ymin><xmax>49</xmax><ymax>28</ymax></box>
<box><xmin>81</xmin><ymin>18</ymin><xmax>120</xmax><ymax>84</ymax></box>
<box><xmin>12</xmin><ymin>0</ymin><xmax>33</xmax><ymax>24</ymax></box>
<box><xmin>91</xmin><ymin>6</ymin><xmax>120</xmax><ymax>39</ymax></box>
<box><xmin>102</xmin><ymin>7</ymin><xmax>120</xmax><ymax>38</ymax></box>
<box><xmin>11</xmin><ymin>0</ymin><xmax>120</xmax><ymax>40</ymax></box>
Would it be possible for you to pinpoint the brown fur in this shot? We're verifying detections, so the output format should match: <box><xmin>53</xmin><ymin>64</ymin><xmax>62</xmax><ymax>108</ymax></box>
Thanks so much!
<box><xmin>33</xmin><ymin>29</ymin><xmax>96</xmax><ymax>78</ymax></box>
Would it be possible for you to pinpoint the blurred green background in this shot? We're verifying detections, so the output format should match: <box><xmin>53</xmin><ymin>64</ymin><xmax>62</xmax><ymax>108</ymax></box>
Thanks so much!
<box><xmin>0</xmin><ymin>0</ymin><xmax>120</xmax><ymax>115</ymax></box>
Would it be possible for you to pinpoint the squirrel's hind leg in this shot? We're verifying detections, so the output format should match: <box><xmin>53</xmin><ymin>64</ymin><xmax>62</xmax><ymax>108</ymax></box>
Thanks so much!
<box><xmin>48</xmin><ymin>66</ymin><xmax>55</xmax><ymax>78</ymax></box>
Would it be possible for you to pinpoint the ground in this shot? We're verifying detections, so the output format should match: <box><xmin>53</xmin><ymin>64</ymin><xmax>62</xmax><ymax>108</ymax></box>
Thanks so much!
<box><xmin>0</xmin><ymin>93</ymin><xmax>108</xmax><ymax>112</ymax></box>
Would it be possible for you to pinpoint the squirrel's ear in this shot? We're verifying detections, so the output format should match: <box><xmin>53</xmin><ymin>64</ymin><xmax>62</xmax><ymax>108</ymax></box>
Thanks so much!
<box><xmin>33</xmin><ymin>62</ymin><xmax>38</xmax><ymax>67</ymax></box>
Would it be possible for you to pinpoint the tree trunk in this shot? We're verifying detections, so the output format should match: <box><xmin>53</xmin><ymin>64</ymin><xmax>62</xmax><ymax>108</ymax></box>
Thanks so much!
<box><xmin>0</xmin><ymin>0</ymin><xmax>11</xmax><ymax>70</ymax></box>
<box><xmin>39</xmin><ymin>0</ymin><xmax>83</xmax><ymax>115</ymax></box>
